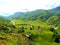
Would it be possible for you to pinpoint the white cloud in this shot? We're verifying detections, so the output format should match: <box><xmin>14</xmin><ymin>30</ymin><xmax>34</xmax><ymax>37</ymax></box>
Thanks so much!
<box><xmin>0</xmin><ymin>0</ymin><xmax>60</xmax><ymax>16</ymax></box>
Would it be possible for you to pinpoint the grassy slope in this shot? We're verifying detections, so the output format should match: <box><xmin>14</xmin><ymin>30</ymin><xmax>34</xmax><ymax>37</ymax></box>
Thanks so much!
<box><xmin>0</xmin><ymin>20</ymin><xmax>60</xmax><ymax>45</ymax></box>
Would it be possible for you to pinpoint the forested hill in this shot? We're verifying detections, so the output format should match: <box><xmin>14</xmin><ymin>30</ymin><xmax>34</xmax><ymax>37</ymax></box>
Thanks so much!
<box><xmin>0</xmin><ymin>16</ymin><xmax>9</xmax><ymax>23</ymax></box>
<box><xmin>7</xmin><ymin>6</ymin><xmax>60</xmax><ymax>25</ymax></box>
<box><xmin>50</xmin><ymin>6</ymin><xmax>60</xmax><ymax>12</ymax></box>
<box><xmin>8</xmin><ymin>6</ymin><xmax>60</xmax><ymax>20</ymax></box>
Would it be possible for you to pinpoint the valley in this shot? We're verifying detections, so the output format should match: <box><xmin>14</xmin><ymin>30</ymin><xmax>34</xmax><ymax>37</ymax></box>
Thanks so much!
<box><xmin>0</xmin><ymin>6</ymin><xmax>60</xmax><ymax>45</ymax></box>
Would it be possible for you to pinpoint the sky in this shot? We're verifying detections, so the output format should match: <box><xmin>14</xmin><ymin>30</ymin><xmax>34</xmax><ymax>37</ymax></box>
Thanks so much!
<box><xmin>0</xmin><ymin>0</ymin><xmax>60</xmax><ymax>16</ymax></box>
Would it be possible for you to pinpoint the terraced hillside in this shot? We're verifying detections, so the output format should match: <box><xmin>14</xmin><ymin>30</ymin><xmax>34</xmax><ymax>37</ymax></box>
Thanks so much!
<box><xmin>0</xmin><ymin>6</ymin><xmax>60</xmax><ymax>45</ymax></box>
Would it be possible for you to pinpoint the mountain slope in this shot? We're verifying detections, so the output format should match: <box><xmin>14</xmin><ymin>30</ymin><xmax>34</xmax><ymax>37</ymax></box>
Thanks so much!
<box><xmin>8</xmin><ymin>12</ymin><xmax>26</xmax><ymax>20</ymax></box>
<box><xmin>50</xmin><ymin>6</ymin><xmax>60</xmax><ymax>12</ymax></box>
<box><xmin>0</xmin><ymin>16</ymin><xmax>10</xmax><ymax>24</ymax></box>
<box><xmin>8</xmin><ymin>6</ymin><xmax>60</xmax><ymax>25</ymax></box>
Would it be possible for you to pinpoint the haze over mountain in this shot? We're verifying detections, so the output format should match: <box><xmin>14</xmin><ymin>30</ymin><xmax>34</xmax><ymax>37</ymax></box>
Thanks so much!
<box><xmin>0</xmin><ymin>0</ymin><xmax>60</xmax><ymax>16</ymax></box>
<box><xmin>0</xmin><ymin>6</ymin><xmax>60</xmax><ymax>26</ymax></box>
<box><xmin>8</xmin><ymin>6</ymin><xmax>60</xmax><ymax>18</ymax></box>
<box><xmin>5</xmin><ymin>6</ymin><xmax>59</xmax><ymax>26</ymax></box>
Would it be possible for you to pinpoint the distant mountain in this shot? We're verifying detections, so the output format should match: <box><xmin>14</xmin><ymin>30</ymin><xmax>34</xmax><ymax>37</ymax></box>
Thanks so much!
<box><xmin>0</xmin><ymin>15</ymin><xmax>5</xmax><ymax>18</ymax></box>
<box><xmin>7</xmin><ymin>6</ymin><xmax>60</xmax><ymax>25</ymax></box>
<box><xmin>0</xmin><ymin>15</ymin><xmax>10</xmax><ymax>23</ymax></box>
<box><xmin>50</xmin><ymin>6</ymin><xmax>60</xmax><ymax>12</ymax></box>
<box><xmin>8</xmin><ymin>12</ymin><xmax>26</xmax><ymax>20</ymax></box>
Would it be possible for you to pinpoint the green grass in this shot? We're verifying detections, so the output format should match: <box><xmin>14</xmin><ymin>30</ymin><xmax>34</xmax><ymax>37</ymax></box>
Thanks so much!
<box><xmin>0</xmin><ymin>20</ymin><xmax>60</xmax><ymax>45</ymax></box>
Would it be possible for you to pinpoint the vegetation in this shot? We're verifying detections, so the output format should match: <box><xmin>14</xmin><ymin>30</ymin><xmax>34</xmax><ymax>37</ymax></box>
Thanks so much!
<box><xmin>0</xmin><ymin>6</ymin><xmax>60</xmax><ymax>45</ymax></box>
